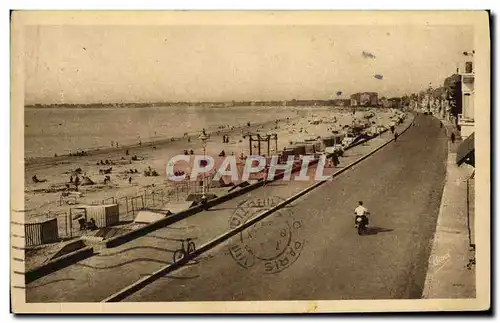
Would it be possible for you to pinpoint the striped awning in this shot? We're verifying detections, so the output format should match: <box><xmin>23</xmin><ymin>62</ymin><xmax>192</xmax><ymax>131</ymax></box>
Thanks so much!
<box><xmin>456</xmin><ymin>132</ymin><xmax>474</xmax><ymax>166</ymax></box>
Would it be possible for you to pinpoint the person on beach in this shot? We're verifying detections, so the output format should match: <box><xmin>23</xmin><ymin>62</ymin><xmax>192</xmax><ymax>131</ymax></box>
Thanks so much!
<box><xmin>129</xmin><ymin>177</ymin><xmax>132</xmax><ymax>184</ymax></box>
<box><xmin>262</xmin><ymin>165</ymin><xmax>269</xmax><ymax>184</ymax></box>
<box><xmin>394</xmin><ymin>132</ymin><xmax>399</xmax><ymax>142</ymax></box>
<box><xmin>451</xmin><ymin>132</ymin><xmax>456</xmax><ymax>144</ymax></box>
<box><xmin>74</xmin><ymin>176</ymin><xmax>80</xmax><ymax>191</ymax></box>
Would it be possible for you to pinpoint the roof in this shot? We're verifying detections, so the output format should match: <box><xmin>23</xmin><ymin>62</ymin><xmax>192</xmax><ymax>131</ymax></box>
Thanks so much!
<box><xmin>456</xmin><ymin>132</ymin><xmax>475</xmax><ymax>166</ymax></box>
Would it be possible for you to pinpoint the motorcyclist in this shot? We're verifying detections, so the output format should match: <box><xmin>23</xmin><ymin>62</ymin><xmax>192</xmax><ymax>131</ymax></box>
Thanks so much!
<box><xmin>354</xmin><ymin>201</ymin><xmax>370</xmax><ymax>227</ymax></box>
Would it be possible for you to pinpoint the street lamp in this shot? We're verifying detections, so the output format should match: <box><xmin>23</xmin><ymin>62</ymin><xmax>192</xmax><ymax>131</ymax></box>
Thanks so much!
<box><xmin>199</xmin><ymin>134</ymin><xmax>208</xmax><ymax>201</ymax></box>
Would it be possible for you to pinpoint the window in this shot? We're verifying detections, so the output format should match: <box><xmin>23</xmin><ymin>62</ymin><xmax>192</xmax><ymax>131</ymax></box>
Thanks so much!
<box><xmin>463</xmin><ymin>93</ymin><xmax>474</xmax><ymax>120</ymax></box>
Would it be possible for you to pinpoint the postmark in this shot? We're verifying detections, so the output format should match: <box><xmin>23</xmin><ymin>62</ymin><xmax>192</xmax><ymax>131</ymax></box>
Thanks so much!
<box><xmin>228</xmin><ymin>196</ymin><xmax>305</xmax><ymax>274</ymax></box>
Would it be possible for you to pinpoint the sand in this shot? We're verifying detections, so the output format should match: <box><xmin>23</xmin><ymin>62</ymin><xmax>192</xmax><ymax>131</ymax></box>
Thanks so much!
<box><xmin>23</xmin><ymin>107</ymin><xmax>401</xmax><ymax>228</ymax></box>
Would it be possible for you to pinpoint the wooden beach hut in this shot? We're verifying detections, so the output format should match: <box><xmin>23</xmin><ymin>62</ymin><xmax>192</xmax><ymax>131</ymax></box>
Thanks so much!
<box><xmin>25</xmin><ymin>217</ymin><xmax>59</xmax><ymax>246</ymax></box>
<box><xmin>70</xmin><ymin>204</ymin><xmax>120</xmax><ymax>233</ymax></box>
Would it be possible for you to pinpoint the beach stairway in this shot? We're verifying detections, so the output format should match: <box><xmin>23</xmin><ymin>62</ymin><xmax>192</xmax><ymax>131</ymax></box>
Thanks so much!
<box><xmin>134</xmin><ymin>209</ymin><xmax>171</xmax><ymax>224</ymax></box>
<box><xmin>44</xmin><ymin>239</ymin><xmax>87</xmax><ymax>263</ymax></box>
<box><xmin>80</xmin><ymin>227</ymin><xmax>128</xmax><ymax>242</ymax></box>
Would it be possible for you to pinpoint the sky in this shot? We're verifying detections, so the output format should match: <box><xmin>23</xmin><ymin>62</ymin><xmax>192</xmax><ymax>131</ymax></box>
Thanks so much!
<box><xmin>23</xmin><ymin>24</ymin><xmax>474</xmax><ymax>105</ymax></box>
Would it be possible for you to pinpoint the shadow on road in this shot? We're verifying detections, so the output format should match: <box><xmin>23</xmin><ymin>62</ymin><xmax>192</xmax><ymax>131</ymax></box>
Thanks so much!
<box><xmin>363</xmin><ymin>226</ymin><xmax>394</xmax><ymax>235</ymax></box>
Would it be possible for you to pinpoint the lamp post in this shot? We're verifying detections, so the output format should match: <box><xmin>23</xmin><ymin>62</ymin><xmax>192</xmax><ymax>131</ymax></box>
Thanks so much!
<box><xmin>199</xmin><ymin>134</ymin><xmax>208</xmax><ymax>201</ymax></box>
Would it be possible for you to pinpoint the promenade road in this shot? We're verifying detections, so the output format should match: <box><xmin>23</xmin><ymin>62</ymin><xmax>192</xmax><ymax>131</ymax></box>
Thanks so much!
<box><xmin>124</xmin><ymin>113</ymin><xmax>447</xmax><ymax>301</ymax></box>
<box><xmin>25</xmin><ymin>114</ymin><xmax>417</xmax><ymax>302</ymax></box>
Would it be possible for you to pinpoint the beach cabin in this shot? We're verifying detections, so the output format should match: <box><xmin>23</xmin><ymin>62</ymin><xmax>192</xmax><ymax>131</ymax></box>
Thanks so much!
<box><xmin>25</xmin><ymin>217</ymin><xmax>59</xmax><ymax>246</ymax></box>
<box><xmin>70</xmin><ymin>204</ymin><xmax>120</xmax><ymax>233</ymax></box>
<box><xmin>322</xmin><ymin>134</ymin><xmax>345</xmax><ymax>147</ymax></box>
<box><xmin>281</xmin><ymin>144</ymin><xmax>307</xmax><ymax>160</ymax></box>
<box><xmin>287</xmin><ymin>144</ymin><xmax>307</xmax><ymax>156</ymax></box>
<box><xmin>321</xmin><ymin>134</ymin><xmax>345</xmax><ymax>154</ymax></box>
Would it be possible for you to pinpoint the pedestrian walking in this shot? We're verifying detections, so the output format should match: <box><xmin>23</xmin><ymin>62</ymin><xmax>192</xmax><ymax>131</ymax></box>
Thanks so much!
<box><xmin>394</xmin><ymin>132</ymin><xmax>399</xmax><ymax>142</ymax></box>
<box><xmin>440</xmin><ymin>121</ymin><xmax>443</xmax><ymax>128</ymax></box>
<box><xmin>263</xmin><ymin>165</ymin><xmax>269</xmax><ymax>185</ymax></box>
<box><xmin>332</xmin><ymin>152</ymin><xmax>340</xmax><ymax>167</ymax></box>
<box><xmin>451</xmin><ymin>132</ymin><xmax>456</xmax><ymax>144</ymax></box>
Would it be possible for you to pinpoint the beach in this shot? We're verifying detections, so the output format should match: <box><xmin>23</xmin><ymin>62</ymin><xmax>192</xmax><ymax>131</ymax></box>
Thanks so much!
<box><xmin>23</xmin><ymin>106</ymin><xmax>400</xmax><ymax>226</ymax></box>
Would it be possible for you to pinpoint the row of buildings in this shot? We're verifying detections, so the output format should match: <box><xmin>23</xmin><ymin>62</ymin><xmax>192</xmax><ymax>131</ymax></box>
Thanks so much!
<box><xmin>332</xmin><ymin>93</ymin><xmax>403</xmax><ymax>109</ymax></box>
<box><xmin>411</xmin><ymin>59</ymin><xmax>475</xmax><ymax>140</ymax></box>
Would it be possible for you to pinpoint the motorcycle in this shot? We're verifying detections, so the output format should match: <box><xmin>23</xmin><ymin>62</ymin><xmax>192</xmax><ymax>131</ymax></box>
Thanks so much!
<box><xmin>355</xmin><ymin>213</ymin><xmax>369</xmax><ymax>235</ymax></box>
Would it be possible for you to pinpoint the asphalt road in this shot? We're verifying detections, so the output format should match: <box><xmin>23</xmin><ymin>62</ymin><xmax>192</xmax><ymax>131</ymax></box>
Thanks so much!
<box><xmin>124</xmin><ymin>113</ymin><xmax>448</xmax><ymax>301</ymax></box>
<box><xmin>25</xmin><ymin>117</ymin><xmax>403</xmax><ymax>303</ymax></box>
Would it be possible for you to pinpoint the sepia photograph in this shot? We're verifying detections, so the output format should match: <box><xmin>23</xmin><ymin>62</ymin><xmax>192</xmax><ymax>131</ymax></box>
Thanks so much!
<box><xmin>10</xmin><ymin>10</ymin><xmax>490</xmax><ymax>313</ymax></box>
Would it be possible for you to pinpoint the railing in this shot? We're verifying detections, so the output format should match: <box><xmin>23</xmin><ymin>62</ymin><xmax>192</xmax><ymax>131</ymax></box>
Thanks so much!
<box><xmin>458</xmin><ymin>114</ymin><xmax>475</xmax><ymax>124</ymax></box>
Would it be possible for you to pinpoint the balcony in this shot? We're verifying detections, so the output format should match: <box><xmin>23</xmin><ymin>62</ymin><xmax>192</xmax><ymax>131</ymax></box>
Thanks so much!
<box><xmin>458</xmin><ymin>114</ymin><xmax>475</xmax><ymax>139</ymax></box>
<box><xmin>458</xmin><ymin>114</ymin><xmax>474</xmax><ymax>124</ymax></box>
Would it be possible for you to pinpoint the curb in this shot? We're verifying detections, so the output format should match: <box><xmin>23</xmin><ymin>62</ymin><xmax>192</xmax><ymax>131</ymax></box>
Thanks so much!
<box><xmin>102</xmin><ymin>114</ymin><xmax>414</xmax><ymax>302</ymax></box>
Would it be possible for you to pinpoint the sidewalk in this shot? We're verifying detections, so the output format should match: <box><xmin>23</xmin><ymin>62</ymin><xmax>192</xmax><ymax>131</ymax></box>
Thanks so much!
<box><xmin>422</xmin><ymin>120</ymin><xmax>476</xmax><ymax>299</ymax></box>
<box><xmin>25</xmin><ymin>117</ymin><xmax>413</xmax><ymax>302</ymax></box>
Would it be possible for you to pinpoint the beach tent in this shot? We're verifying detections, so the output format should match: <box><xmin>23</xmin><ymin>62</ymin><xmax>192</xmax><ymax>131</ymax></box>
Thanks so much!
<box><xmin>80</xmin><ymin>176</ymin><xmax>95</xmax><ymax>186</ymax></box>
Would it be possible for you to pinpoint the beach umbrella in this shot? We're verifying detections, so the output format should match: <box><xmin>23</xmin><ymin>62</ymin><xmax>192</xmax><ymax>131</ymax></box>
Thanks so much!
<box><xmin>374</xmin><ymin>74</ymin><xmax>383</xmax><ymax>80</ymax></box>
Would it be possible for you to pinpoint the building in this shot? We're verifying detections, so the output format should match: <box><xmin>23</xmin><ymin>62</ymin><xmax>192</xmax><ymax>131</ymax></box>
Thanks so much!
<box><xmin>350</xmin><ymin>92</ymin><xmax>378</xmax><ymax>107</ymax></box>
<box><xmin>458</xmin><ymin>60</ymin><xmax>475</xmax><ymax>139</ymax></box>
<box><xmin>388</xmin><ymin>97</ymin><xmax>402</xmax><ymax>109</ymax></box>
<box><xmin>379</xmin><ymin>97</ymin><xmax>391</xmax><ymax>108</ymax></box>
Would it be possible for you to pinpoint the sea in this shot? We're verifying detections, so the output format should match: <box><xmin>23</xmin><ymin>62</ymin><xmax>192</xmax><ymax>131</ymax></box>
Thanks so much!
<box><xmin>24</xmin><ymin>105</ymin><xmax>319</xmax><ymax>159</ymax></box>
